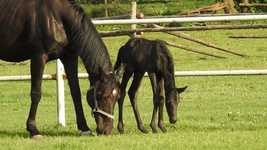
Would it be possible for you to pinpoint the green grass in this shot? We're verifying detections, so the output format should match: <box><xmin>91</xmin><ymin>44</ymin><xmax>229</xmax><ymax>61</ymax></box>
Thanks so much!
<box><xmin>1</xmin><ymin>29</ymin><xmax>267</xmax><ymax>149</ymax></box>
<box><xmin>82</xmin><ymin>0</ymin><xmax>216</xmax><ymax>17</ymax></box>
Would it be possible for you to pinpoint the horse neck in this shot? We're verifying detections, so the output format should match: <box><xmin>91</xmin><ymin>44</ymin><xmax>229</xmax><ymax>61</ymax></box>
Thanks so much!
<box><xmin>164</xmin><ymin>67</ymin><xmax>176</xmax><ymax>102</ymax></box>
<box><xmin>164</xmin><ymin>70</ymin><xmax>176</xmax><ymax>100</ymax></box>
<box><xmin>78</xmin><ymin>20</ymin><xmax>113</xmax><ymax>76</ymax></box>
<box><xmin>64</xmin><ymin>4</ymin><xmax>113</xmax><ymax>77</ymax></box>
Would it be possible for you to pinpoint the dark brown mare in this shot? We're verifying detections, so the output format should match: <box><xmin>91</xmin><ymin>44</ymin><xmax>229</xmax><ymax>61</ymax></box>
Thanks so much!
<box><xmin>114</xmin><ymin>38</ymin><xmax>187</xmax><ymax>133</ymax></box>
<box><xmin>0</xmin><ymin>0</ymin><xmax>120</xmax><ymax>137</ymax></box>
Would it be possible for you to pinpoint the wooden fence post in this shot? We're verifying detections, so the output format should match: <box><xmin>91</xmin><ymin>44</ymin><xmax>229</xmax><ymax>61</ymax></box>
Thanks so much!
<box><xmin>104</xmin><ymin>0</ymin><xmax>108</xmax><ymax>17</ymax></box>
<box><xmin>131</xmin><ymin>0</ymin><xmax>137</xmax><ymax>37</ymax></box>
<box><xmin>241</xmin><ymin>0</ymin><xmax>251</xmax><ymax>13</ymax></box>
<box><xmin>224</xmin><ymin>0</ymin><xmax>238</xmax><ymax>14</ymax></box>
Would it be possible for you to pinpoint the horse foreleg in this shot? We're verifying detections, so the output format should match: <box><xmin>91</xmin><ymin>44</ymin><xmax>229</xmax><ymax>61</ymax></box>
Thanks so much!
<box><xmin>158</xmin><ymin>79</ymin><xmax>167</xmax><ymax>133</ymax></box>
<box><xmin>148</xmin><ymin>73</ymin><xmax>159</xmax><ymax>133</ymax></box>
<box><xmin>61</xmin><ymin>57</ymin><xmax>92</xmax><ymax>135</ymax></box>
<box><xmin>128</xmin><ymin>72</ymin><xmax>148</xmax><ymax>133</ymax></box>
<box><xmin>26</xmin><ymin>54</ymin><xmax>46</xmax><ymax>138</ymax></box>
<box><xmin>117</xmin><ymin>71</ymin><xmax>132</xmax><ymax>134</ymax></box>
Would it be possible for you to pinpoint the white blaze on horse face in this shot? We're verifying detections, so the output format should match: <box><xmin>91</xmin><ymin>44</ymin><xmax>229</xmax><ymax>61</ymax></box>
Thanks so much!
<box><xmin>112</xmin><ymin>89</ymin><xmax>118</xmax><ymax>96</ymax></box>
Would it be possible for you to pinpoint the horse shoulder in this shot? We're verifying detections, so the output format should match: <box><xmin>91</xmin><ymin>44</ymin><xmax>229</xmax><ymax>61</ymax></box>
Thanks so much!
<box><xmin>49</xmin><ymin>16</ymin><xmax>68</xmax><ymax>47</ymax></box>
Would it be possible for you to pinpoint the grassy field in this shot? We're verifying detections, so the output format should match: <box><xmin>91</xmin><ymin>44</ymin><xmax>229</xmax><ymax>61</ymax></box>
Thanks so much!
<box><xmin>1</xmin><ymin>29</ymin><xmax>267</xmax><ymax>149</ymax></box>
<box><xmin>82</xmin><ymin>0</ymin><xmax>216</xmax><ymax>17</ymax></box>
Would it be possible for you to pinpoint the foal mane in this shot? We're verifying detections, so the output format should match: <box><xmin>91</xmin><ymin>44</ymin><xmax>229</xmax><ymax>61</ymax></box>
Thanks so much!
<box><xmin>156</xmin><ymin>40</ymin><xmax>177</xmax><ymax>94</ymax></box>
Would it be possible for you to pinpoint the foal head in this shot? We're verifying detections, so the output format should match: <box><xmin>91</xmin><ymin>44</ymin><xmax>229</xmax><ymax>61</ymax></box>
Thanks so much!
<box><xmin>165</xmin><ymin>86</ymin><xmax>187</xmax><ymax>124</ymax></box>
<box><xmin>86</xmin><ymin>73</ymin><xmax>120</xmax><ymax>135</ymax></box>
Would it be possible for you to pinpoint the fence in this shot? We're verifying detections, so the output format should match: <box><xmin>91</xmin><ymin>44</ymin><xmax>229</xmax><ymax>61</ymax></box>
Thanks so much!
<box><xmin>1</xmin><ymin>13</ymin><xmax>267</xmax><ymax>126</ymax></box>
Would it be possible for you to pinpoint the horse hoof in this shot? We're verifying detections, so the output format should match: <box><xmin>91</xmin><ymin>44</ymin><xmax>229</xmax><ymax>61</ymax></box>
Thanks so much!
<box><xmin>152</xmin><ymin>128</ymin><xmax>158</xmax><ymax>133</ymax></box>
<box><xmin>117</xmin><ymin>124</ymin><xmax>124</xmax><ymax>134</ymax></box>
<box><xmin>81</xmin><ymin>130</ymin><xmax>94</xmax><ymax>136</ymax></box>
<box><xmin>160</xmin><ymin>127</ymin><xmax>167</xmax><ymax>133</ymax></box>
<box><xmin>118</xmin><ymin>129</ymin><xmax>124</xmax><ymax>134</ymax></box>
<box><xmin>140</xmin><ymin>128</ymin><xmax>149</xmax><ymax>134</ymax></box>
<box><xmin>32</xmin><ymin>134</ymin><xmax>43</xmax><ymax>139</ymax></box>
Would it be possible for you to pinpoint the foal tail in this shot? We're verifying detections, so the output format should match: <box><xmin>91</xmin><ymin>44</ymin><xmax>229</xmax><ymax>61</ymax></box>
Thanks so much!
<box><xmin>114</xmin><ymin>45</ymin><xmax>126</xmax><ymax>78</ymax></box>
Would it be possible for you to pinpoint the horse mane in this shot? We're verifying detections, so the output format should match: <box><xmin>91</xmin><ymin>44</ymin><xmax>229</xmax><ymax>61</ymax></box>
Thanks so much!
<box><xmin>157</xmin><ymin>41</ymin><xmax>178</xmax><ymax>92</ymax></box>
<box><xmin>66</xmin><ymin>0</ymin><xmax>113</xmax><ymax>76</ymax></box>
<box><xmin>157</xmin><ymin>40</ymin><xmax>175</xmax><ymax>74</ymax></box>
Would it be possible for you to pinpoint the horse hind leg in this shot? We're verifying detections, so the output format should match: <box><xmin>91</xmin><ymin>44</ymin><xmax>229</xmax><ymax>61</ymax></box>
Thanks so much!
<box><xmin>148</xmin><ymin>73</ymin><xmax>159</xmax><ymax>133</ymax></box>
<box><xmin>117</xmin><ymin>71</ymin><xmax>133</xmax><ymax>134</ymax></box>
<box><xmin>157</xmin><ymin>79</ymin><xmax>167</xmax><ymax>133</ymax></box>
<box><xmin>26</xmin><ymin>54</ymin><xmax>46</xmax><ymax>138</ymax></box>
<box><xmin>128</xmin><ymin>72</ymin><xmax>148</xmax><ymax>133</ymax></box>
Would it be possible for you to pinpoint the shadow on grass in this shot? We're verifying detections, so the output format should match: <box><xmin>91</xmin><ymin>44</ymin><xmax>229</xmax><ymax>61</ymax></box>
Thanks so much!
<box><xmin>1</xmin><ymin>124</ymin><xmax>267</xmax><ymax>139</ymax></box>
<box><xmin>0</xmin><ymin>130</ymin><xmax>88</xmax><ymax>138</ymax></box>
<box><xmin>0</xmin><ymin>130</ymin><xmax>28</xmax><ymax>138</ymax></box>
<box><xmin>167</xmin><ymin>123</ymin><xmax>267</xmax><ymax>133</ymax></box>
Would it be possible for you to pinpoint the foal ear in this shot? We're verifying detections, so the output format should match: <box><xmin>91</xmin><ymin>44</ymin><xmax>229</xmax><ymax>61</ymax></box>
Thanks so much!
<box><xmin>176</xmin><ymin>86</ymin><xmax>188</xmax><ymax>94</ymax></box>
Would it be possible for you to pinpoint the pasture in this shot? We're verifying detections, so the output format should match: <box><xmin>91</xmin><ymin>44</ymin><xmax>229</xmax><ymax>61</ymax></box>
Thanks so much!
<box><xmin>1</xmin><ymin>29</ymin><xmax>267</xmax><ymax>149</ymax></box>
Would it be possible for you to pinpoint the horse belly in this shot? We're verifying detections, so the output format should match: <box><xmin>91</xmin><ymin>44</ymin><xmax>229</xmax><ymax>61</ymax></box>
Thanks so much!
<box><xmin>0</xmin><ymin>47</ymin><xmax>33</xmax><ymax>62</ymax></box>
<box><xmin>130</xmin><ymin>58</ymin><xmax>156</xmax><ymax>73</ymax></box>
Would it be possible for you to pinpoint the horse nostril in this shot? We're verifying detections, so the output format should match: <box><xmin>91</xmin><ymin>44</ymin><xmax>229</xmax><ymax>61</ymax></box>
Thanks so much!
<box><xmin>103</xmin><ymin>131</ymin><xmax>107</xmax><ymax>135</ymax></box>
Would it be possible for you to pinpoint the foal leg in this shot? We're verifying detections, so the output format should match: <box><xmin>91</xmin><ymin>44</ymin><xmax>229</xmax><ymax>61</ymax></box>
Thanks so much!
<box><xmin>26</xmin><ymin>54</ymin><xmax>45</xmax><ymax>137</ymax></box>
<box><xmin>158</xmin><ymin>79</ymin><xmax>167</xmax><ymax>132</ymax></box>
<box><xmin>128</xmin><ymin>72</ymin><xmax>148</xmax><ymax>133</ymax></box>
<box><xmin>61</xmin><ymin>57</ymin><xmax>91</xmax><ymax>135</ymax></box>
<box><xmin>148</xmin><ymin>73</ymin><xmax>159</xmax><ymax>133</ymax></box>
<box><xmin>117</xmin><ymin>71</ymin><xmax>133</xmax><ymax>133</ymax></box>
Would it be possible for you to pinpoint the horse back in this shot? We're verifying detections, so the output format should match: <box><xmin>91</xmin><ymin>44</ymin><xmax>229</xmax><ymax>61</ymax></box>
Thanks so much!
<box><xmin>0</xmin><ymin>0</ymin><xmax>69</xmax><ymax>62</ymax></box>
<box><xmin>0</xmin><ymin>0</ymin><xmax>31</xmax><ymax>47</ymax></box>
<box><xmin>117</xmin><ymin>38</ymin><xmax>173</xmax><ymax>74</ymax></box>
<box><xmin>0</xmin><ymin>0</ymin><xmax>67</xmax><ymax>52</ymax></box>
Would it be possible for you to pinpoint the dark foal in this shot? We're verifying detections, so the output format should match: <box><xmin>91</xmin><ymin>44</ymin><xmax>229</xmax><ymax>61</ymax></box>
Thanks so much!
<box><xmin>0</xmin><ymin>0</ymin><xmax>119</xmax><ymax>137</ymax></box>
<box><xmin>114</xmin><ymin>38</ymin><xmax>187</xmax><ymax>133</ymax></box>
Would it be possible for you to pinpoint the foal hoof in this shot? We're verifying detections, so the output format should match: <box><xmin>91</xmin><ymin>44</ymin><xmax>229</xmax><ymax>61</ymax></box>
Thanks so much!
<box><xmin>31</xmin><ymin>134</ymin><xmax>43</xmax><ymax>139</ymax></box>
<box><xmin>150</xmin><ymin>124</ymin><xmax>158</xmax><ymax>133</ymax></box>
<box><xmin>118</xmin><ymin>128</ymin><xmax>124</xmax><ymax>134</ymax></box>
<box><xmin>81</xmin><ymin>130</ymin><xmax>95</xmax><ymax>136</ymax></box>
<box><xmin>140</xmin><ymin>128</ymin><xmax>149</xmax><ymax>134</ymax></box>
<box><xmin>159</xmin><ymin>127</ymin><xmax>167</xmax><ymax>133</ymax></box>
<box><xmin>158</xmin><ymin>122</ymin><xmax>167</xmax><ymax>133</ymax></box>
<box><xmin>117</xmin><ymin>123</ymin><xmax>124</xmax><ymax>134</ymax></box>
<box><xmin>151</xmin><ymin>127</ymin><xmax>158</xmax><ymax>133</ymax></box>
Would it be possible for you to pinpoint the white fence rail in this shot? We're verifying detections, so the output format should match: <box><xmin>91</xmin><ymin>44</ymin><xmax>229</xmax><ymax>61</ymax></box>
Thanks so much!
<box><xmin>1</xmin><ymin>69</ymin><xmax>267</xmax><ymax>82</ymax></box>
<box><xmin>92</xmin><ymin>14</ymin><xmax>267</xmax><ymax>25</ymax></box>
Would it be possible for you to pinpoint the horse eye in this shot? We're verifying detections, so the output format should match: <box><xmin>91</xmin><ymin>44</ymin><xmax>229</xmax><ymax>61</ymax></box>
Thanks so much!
<box><xmin>112</xmin><ymin>89</ymin><xmax>117</xmax><ymax>96</ymax></box>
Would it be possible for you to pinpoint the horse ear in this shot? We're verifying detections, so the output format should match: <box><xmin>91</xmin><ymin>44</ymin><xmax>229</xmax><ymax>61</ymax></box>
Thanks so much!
<box><xmin>176</xmin><ymin>86</ymin><xmax>188</xmax><ymax>94</ymax></box>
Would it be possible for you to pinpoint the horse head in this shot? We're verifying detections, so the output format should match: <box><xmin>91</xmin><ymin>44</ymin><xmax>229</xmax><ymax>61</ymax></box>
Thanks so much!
<box><xmin>86</xmin><ymin>72</ymin><xmax>120</xmax><ymax>135</ymax></box>
<box><xmin>165</xmin><ymin>86</ymin><xmax>187</xmax><ymax>124</ymax></box>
